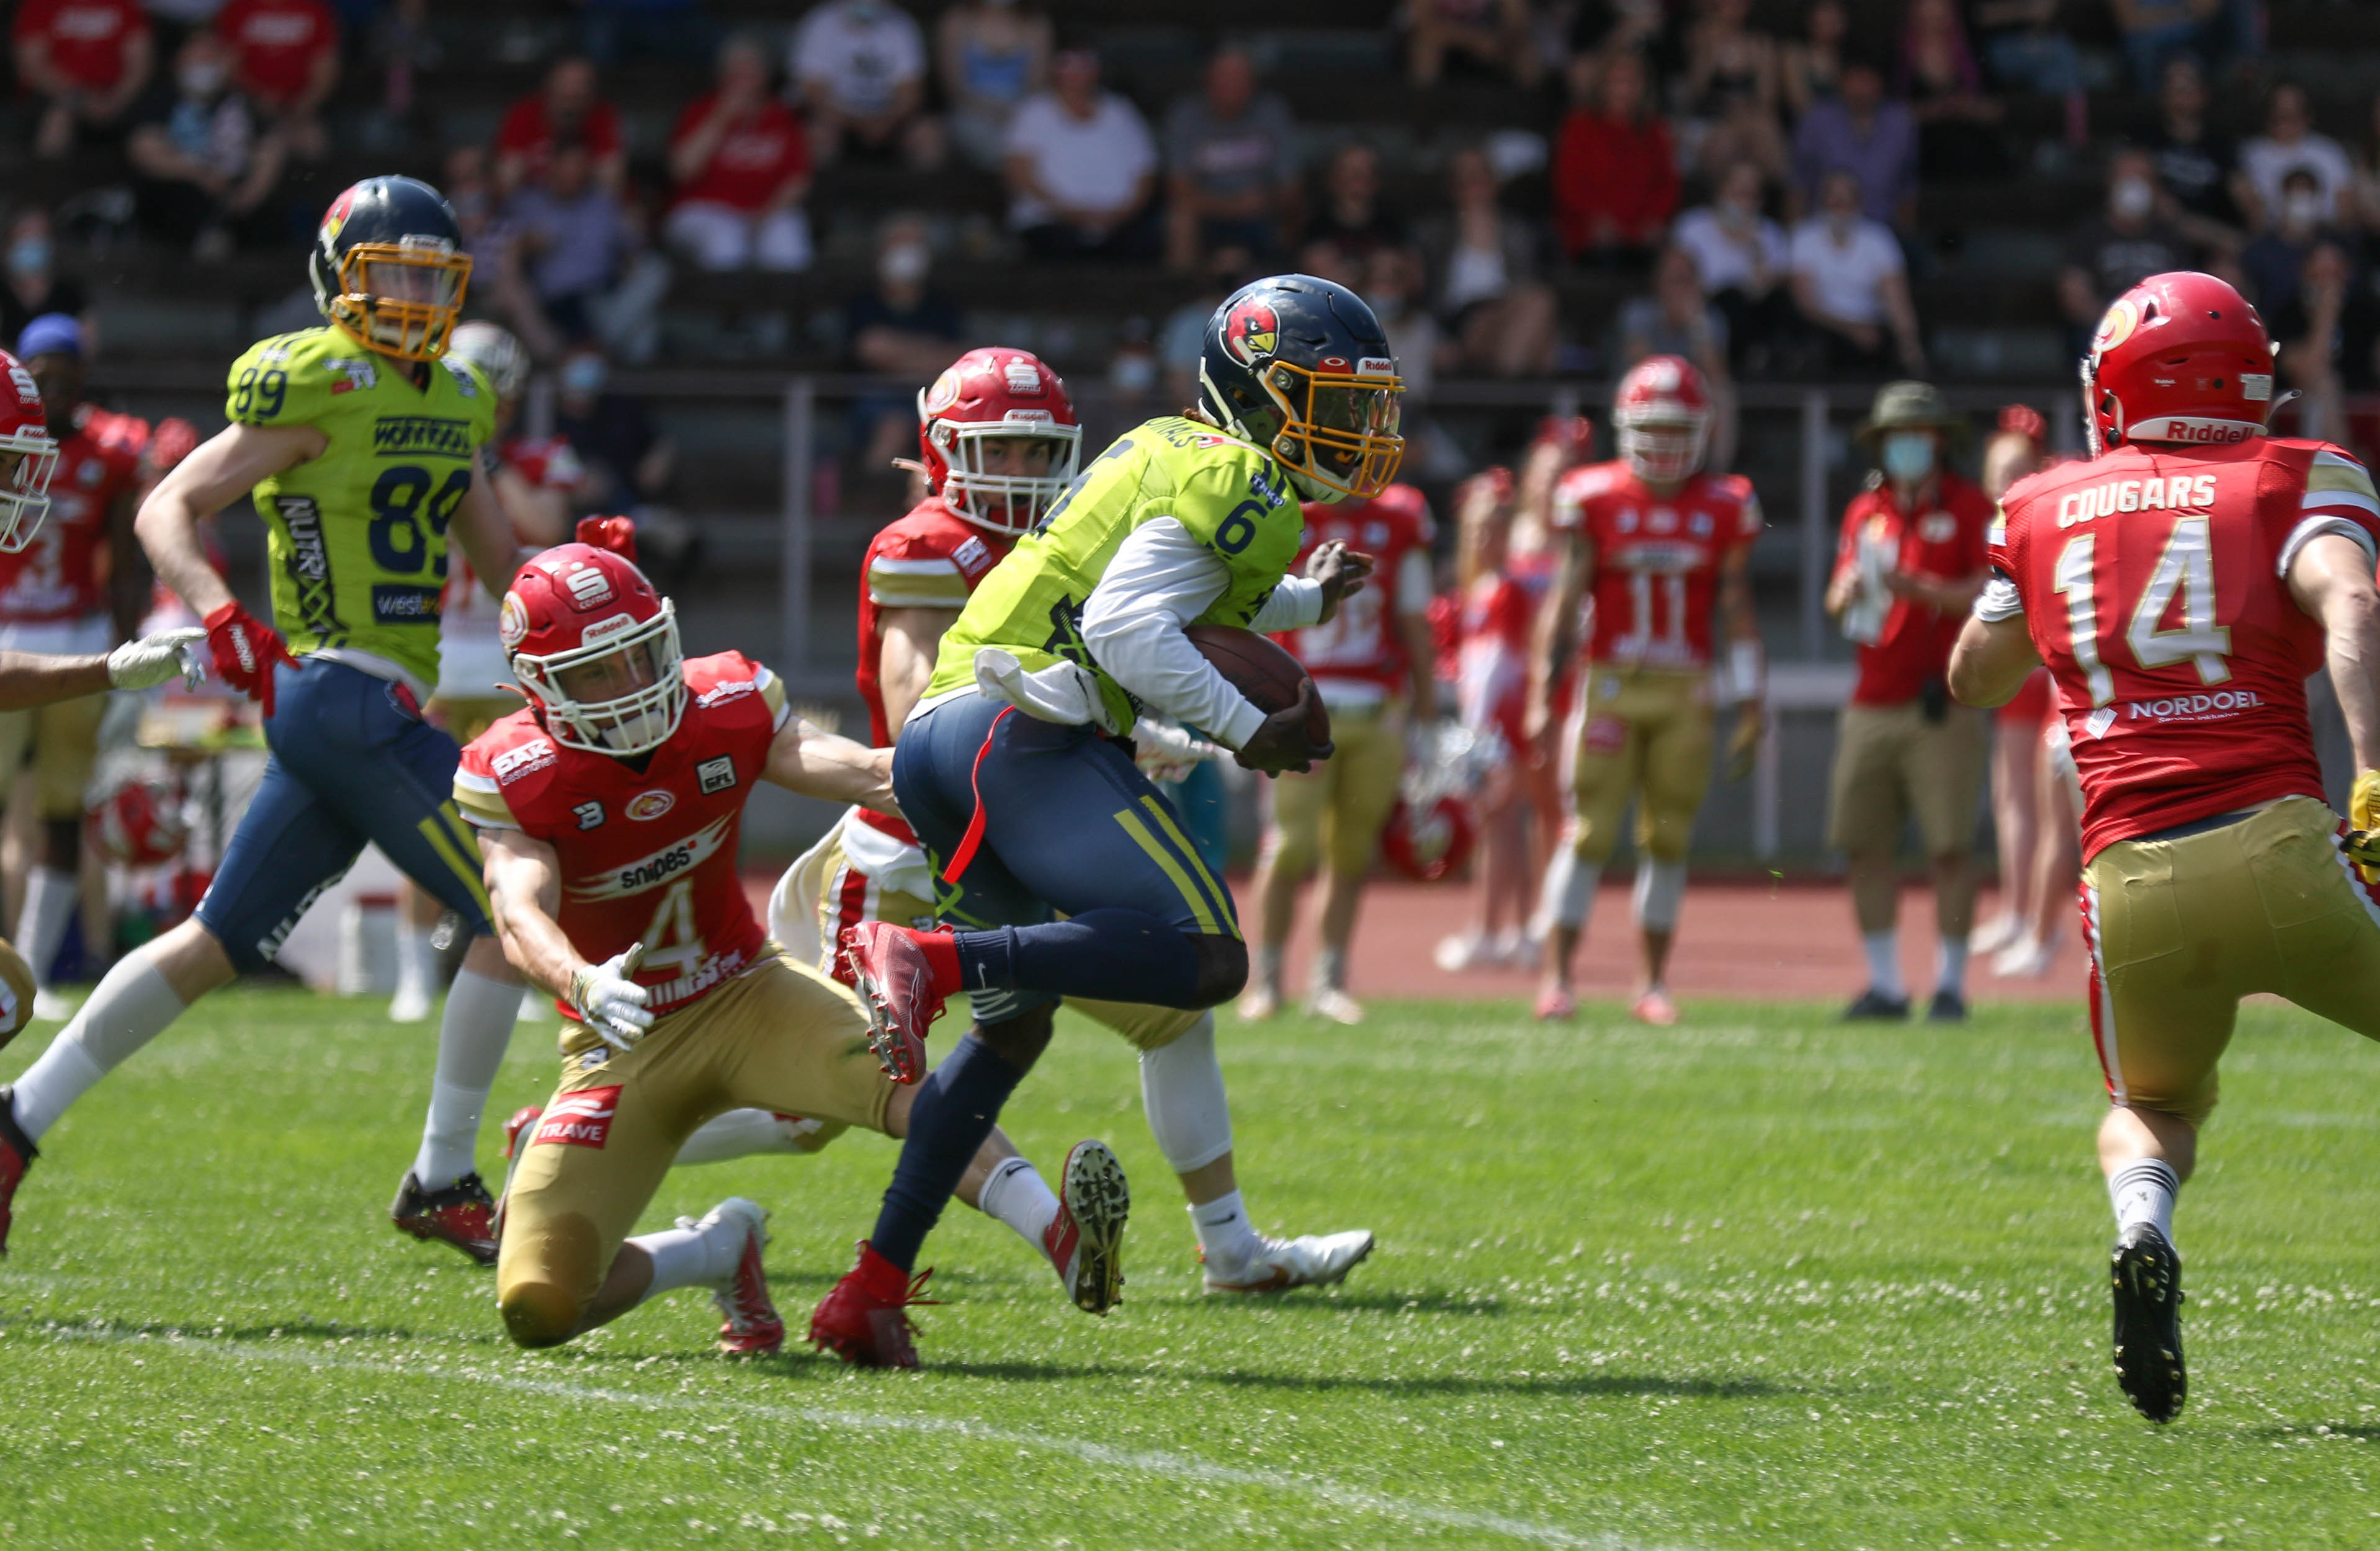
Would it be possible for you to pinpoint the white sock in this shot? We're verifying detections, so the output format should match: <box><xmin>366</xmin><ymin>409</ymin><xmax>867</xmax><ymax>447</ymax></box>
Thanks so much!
<box><xmin>674</xmin><ymin>1108</ymin><xmax>811</xmax><ymax>1166</ymax></box>
<box><xmin>1539</xmin><ymin>850</ymin><xmax>1601</xmax><ymax>932</ymax></box>
<box><xmin>1936</xmin><ymin>936</ymin><xmax>1969</xmax><ymax>998</ymax></box>
<box><xmin>10</xmin><ymin>950</ymin><xmax>185</xmax><ymax>1140</ymax></box>
<box><xmin>1314</xmin><ymin>946</ymin><xmax>1347</xmax><ymax>994</ymax></box>
<box><xmin>412</xmin><ymin>963</ymin><xmax>519</xmax><ymax>1189</ymax></box>
<box><xmin>517</xmin><ymin>985</ymin><xmax>549</xmax><ymax>1022</ymax></box>
<box><xmin>1189</xmin><ymin>1187</ymin><xmax>1262</xmax><ymax>1267</ymax></box>
<box><xmin>632</xmin><ymin>1209</ymin><xmax>745</xmax><ymax>1297</ymax></box>
<box><xmin>2108</xmin><ymin>1157</ymin><xmax>2179</xmax><ymax>1248</ymax></box>
<box><xmin>16</xmin><ymin>865</ymin><xmax>75</xmax><ymax>993</ymax></box>
<box><xmin>393</xmin><ymin>918</ymin><xmax>439</xmax><ymax>1003</ymax></box>
<box><xmin>1862</xmin><ymin>929</ymin><xmax>1905</xmax><ymax>999</ymax></box>
<box><xmin>976</xmin><ymin>1155</ymin><xmax>1060</xmax><ymax>1255</ymax></box>
<box><xmin>1253</xmin><ymin>944</ymin><xmax>1284</xmax><ymax>998</ymax></box>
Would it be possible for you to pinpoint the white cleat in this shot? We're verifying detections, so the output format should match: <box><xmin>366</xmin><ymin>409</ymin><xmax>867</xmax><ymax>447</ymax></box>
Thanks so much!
<box><xmin>387</xmin><ymin>983</ymin><xmax>432</xmax><ymax>1024</ymax></box>
<box><xmin>1202</xmin><ymin>1228</ymin><xmax>1376</xmax><ymax>1294</ymax></box>
<box><xmin>1969</xmin><ymin>914</ymin><xmax>2023</xmax><ymax>955</ymax></box>
<box><xmin>1993</xmin><ymin>935</ymin><xmax>2057</xmax><ymax>978</ymax></box>
<box><xmin>1305</xmin><ymin>985</ymin><xmax>1364</xmax><ymax>1026</ymax></box>
<box><xmin>1236</xmin><ymin>982</ymin><xmax>1281</xmax><ymax>1022</ymax></box>
<box><xmin>30</xmin><ymin>988</ymin><xmax>76</xmax><ymax>1024</ymax></box>
<box><xmin>690</xmin><ymin>1196</ymin><xmax>784</xmax><ymax>1356</ymax></box>
<box><xmin>1434</xmin><ymin>931</ymin><xmax>1486</xmax><ymax>972</ymax></box>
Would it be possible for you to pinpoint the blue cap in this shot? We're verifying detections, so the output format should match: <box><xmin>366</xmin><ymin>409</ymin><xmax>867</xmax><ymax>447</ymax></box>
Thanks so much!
<box><xmin>15</xmin><ymin>313</ymin><xmax>81</xmax><ymax>361</ymax></box>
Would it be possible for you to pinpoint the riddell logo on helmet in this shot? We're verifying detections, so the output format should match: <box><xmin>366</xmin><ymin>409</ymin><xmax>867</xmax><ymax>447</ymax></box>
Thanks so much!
<box><xmin>1222</xmin><ymin>300</ymin><xmax>1279</xmax><ymax>366</ymax></box>
<box><xmin>533</xmin><ymin>1087</ymin><xmax>620</xmax><ymax>1149</ymax></box>
<box><xmin>2129</xmin><ymin>416</ymin><xmax>2257</xmax><ymax>445</ymax></box>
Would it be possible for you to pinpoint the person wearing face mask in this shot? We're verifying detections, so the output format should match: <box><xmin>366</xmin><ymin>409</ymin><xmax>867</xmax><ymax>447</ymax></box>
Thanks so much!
<box><xmin>1822</xmin><ymin>381</ymin><xmax>1991</xmax><ymax>1023</ymax></box>
<box><xmin>553</xmin><ymin>346</ymin><xmax>674</xmax><ymax>525</ymax></box>
<box><xmin>2239</xmin><ymin>84</ymin><xmax>2357</xmax><ymax>237</ymax></box>
<box><xmin>1672</xmin><ymin>161</ymin><xmax>1790</xmax><ymax>374</ymax></box>
<box><xmin>1787</xmin><ymin>168</ymin><xmax>1925</xmax><ymax>377</ymax></box>
<box><xmin>2239</xmin><ymin>167</ymin><xmax>2349</xmax><ymax>321</ymax></box>
<box><xmin>0</xmin><ymin>212</ymin><xmax>91</xmax><ymax>355</ymax></box>
<box><xmin>846</xmin><ymin>215</ymin><xmax>965</xmax><ymax>470</ymax></box>
<box><xmin>2058</xmin><ymin>148</ymin><xmax>2192</xmax><ymax>363</ymax></box>
<box><xmin>663</xmin><ymin>33</ymin><xmax>813</xmax><ymax>274</ymax></box>
<box><xmin>125</xmin><ymin>29</ymin><xmax>288</xmax><ymax>257</ymax></box>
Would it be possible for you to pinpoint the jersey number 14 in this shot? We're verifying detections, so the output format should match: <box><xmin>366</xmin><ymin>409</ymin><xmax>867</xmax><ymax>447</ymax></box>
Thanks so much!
<box><xmin>2050</xmin><ymin>515</ymin><xmax>2232</xmax><ymax>708</ymax></box>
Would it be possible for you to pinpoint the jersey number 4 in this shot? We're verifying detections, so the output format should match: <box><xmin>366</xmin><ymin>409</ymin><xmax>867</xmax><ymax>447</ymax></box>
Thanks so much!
<box><xmin>2051</xmin><ymin>516</ymin><xmax>2232</xmax><ymax>708</ymax></box>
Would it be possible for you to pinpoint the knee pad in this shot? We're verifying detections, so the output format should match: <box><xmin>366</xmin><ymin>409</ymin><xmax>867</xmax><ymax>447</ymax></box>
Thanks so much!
<box><xmin>1137</xmin><ymin>1012</ymin><xmax>1233</xmax><ymax>1174</ymax></box>
<box><xmin>1632</xmin><ymin>859</ymin><xmax>1688</xmax><ymax>933</ymax></box>
<box><xmin>973</xmin><ymin>1004</ymin><xmax>1055</xmax><ymax>1070</ymax></box>
<box><xmin>1187</xmin><ymin>933</ymin><xmax>1248</xmax><ymax>1007</ymax></box>
<box><xmin>498</xmin><ymin>1281</ymin><xmax>581</xmax><ymax>1349</ymax></box>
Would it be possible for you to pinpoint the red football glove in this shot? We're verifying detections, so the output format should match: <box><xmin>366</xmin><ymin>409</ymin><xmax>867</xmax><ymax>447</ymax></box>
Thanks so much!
<box><xmin>202</xmin><ymin>601</ymin><xmax>300</xmax><ymax>717</ymax></box>
<box><xmin>575</xmin><ymin>515</ymin><xmax>637</xmax><ymax>562</ymax></box>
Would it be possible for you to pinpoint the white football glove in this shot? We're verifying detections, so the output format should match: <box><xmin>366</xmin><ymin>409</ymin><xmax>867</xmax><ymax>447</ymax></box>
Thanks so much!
<box><xmin>106</xmin><ymin>627</ymin><xmax>208</xmax><ymax>691</ymax></box>
<box><xmin>1132</xmin><ymin>714</ymin><xmax>1225</xmax><ymax>784</ymax></box>
<box><xmin>568</xmin><ymin>942</ymin><xmax>652</xmax><ymax>1052</ymax></box>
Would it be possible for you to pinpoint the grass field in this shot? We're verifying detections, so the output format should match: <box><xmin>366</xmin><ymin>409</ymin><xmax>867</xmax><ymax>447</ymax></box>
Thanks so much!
<box><xmin>4</xmin><ymin>988</ymin><xmax>2380</xmax><ymax>1549</ymax></box>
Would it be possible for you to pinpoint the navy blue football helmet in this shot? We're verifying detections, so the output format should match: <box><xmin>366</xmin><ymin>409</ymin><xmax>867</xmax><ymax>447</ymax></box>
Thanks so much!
<box><xmin>308</xmin><ymin>176</ymin><xmax>472</xmax><ymax>362</ymax></box>
<box><xmin>1196</xmin><ymin>274</ymin><xmax>1404</xmax><ymax>501</ymax></box>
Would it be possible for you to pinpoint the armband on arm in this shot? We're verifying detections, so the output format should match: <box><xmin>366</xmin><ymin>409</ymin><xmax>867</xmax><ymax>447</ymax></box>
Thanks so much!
<box><xmin>1724</xmin><ymin>640</ymin><xmax>1765</xmax><ymax>706</ymax></box>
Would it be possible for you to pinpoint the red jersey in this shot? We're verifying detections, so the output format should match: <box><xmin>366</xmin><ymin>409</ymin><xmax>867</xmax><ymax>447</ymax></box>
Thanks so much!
<box><xmin>0</xmin><ymin>405</ymin><xmax>140</xmax><ymax>626</ymax></box>
<box><xmin>453</xmin><ymin>651</ymin><xmax>789</xmax><ymax>1017</ymax></box>
<box><xmin>1456</xmin><ymin>571</ymin><xmax>1531</xmax><ymax>749</ymax></box>
<box><xmin>496</xmin><ymin>92</ymin><xmax>624</xmax><ymax>185</ymax></box>
<box><xmin>669</xmin><ymin>94</ymin><xmax>809</xmax><ymax>213</ymax></box>
<box><xmin>853</xmin><ymin>497</ymin><xmax>1006</xmax><ymax>846</ymax></box>
<box><xmin>11</xmin><ymin>0</ymin><xmax>147</xmax><ymax>92</ymax></box>
<box><xmin>1833</xmin><ymin>471</ymin><xmax>1993</xmax><ymax>705</ymax></box>
<box><xmin>1989</xmin><ymin>439</ymin><xmax>2380</xmax><ymax>861</ymax></box>
<box><xmin>1275</xmin><ymin>483</ymin><xmax>1434</xmax><ymax>702</ymax></box>
<box><xmin>213</xmin><ymin>0</ymin><xmax>336</xmax><ymax>104</ymax></box>
<box><xmin>1551</xmin><ymin>461</ymin><xmax>1761</xmax><ymax>671</ymax></box>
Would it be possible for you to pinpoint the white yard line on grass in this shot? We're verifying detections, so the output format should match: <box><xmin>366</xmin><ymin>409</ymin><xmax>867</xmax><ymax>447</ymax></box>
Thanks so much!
<box><xmin>41</xmin><ymin>1323</ymin><xmax>1686</xmax><ymax>1550</ymax></box>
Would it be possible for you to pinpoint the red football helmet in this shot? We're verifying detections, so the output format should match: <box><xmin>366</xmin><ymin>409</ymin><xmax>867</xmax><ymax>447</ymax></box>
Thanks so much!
<box><xmin>1379</xmin><ymin>795</ymin><xmax>1477</xmax><ymax>883</ymax></box>
<box><xmin>917</xmin><ymin>347</ymin><xmax>1081</xmax><ymax>536</ymax></box>
<box><xmin>501</xmin><ymin>543</ymin><xmax>685</xmax><ymax>756</ymax></box>
<box><xmin>1612</xmin><ymin>355</ymin><xmax>1712</xmax><ymax>484</ymax></box>
<box><xmin>0</xmin><ymin>349</ymin><xmax>58</xmax><ymax>555</ymax></box>
<box><xmin>2082</xmin><ymin>271</ymin><xmax>2276</xmax><ymax>456</ymax></box>
<box><xmin>87</xmin><ymin>779</ymin><xmax>189</xmax><ymax>868</ymax></box>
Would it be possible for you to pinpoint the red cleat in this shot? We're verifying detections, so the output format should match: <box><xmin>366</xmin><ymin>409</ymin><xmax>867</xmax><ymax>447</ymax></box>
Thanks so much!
<box><xmin>389</xmin><ymin>1170</ymin><xmax>499</xmax><ymax>1266</ymax></box>
<box><xmin>699</xmin><ymin>1198</ymin><xmax>784</xmax><ymax>1356</ymax></box>
<box><xmin>810</xmin><ymin>1241</ymin><xmax>939</xmax><ymax>1369</ymax></box>
<box><xmin>1534</xmin><ymin>985</ymin><xmax>1578</xmax><ymax>1022</ymax></box>
<box><xmin>1631</xmin><ymin>988</ymin><xmax>1680</xmax><ymax>1026</ymax></box>
<box><xmin>839</xmin><ymin>921</ymin><xmax>947</xmax><ymax>1084</ymax></box>
<box><xmin>0</xmin><ymin>1086</ymin><xmax>37</xmax><ymax>1255</ymax></box>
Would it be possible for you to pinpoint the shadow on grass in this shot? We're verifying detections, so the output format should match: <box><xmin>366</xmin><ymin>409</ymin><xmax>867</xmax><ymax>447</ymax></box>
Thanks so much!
<box><xmin>4</xmin><ymin>1315</ymin><xmax>499</xmax><ymax>1348</ymax></box>
<box><xmin>939</xmin><ymin>1357</ymin><xmax>1792</xmax><ymax>1400</ymax></box>
<box><xmin>2245</xmin><ymin>1424</ymin><xmax>2380</xmax><ymax>1442</ymax></box>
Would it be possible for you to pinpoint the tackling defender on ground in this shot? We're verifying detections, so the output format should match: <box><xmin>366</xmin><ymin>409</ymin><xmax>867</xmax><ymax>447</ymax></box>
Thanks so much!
<box><xmin>1949</xmin><ymin>270</ymin><xmax>2380</xmax><ymax>1424</ymax></box>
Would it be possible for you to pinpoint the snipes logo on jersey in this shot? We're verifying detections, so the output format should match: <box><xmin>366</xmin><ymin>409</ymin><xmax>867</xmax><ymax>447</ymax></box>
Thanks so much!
<box><xmin>372</xmin><ymin>416</ymin><xmax>474</xmax><ymax>459</ymax></box>
<box><xmin>532</xmin><ymin>1086</ymin><xmax>621</xmax><ymax>1149</ymax></box>
<box><xmin>1221</xmin><ymin>300</ymin><xmax>1279</xmax><ymax>366</ymax></box>
<box><xmin>568</xmin><ymin>814</ymin><xmax>733</xmax><ymax>902</ymax></box>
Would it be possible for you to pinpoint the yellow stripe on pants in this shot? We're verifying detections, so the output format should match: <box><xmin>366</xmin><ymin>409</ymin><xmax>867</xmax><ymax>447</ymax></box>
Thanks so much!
<box><xmin>1113</xmin><ymin>808</ymin><xmax>1224</xmax><ymax>937</ymax></box>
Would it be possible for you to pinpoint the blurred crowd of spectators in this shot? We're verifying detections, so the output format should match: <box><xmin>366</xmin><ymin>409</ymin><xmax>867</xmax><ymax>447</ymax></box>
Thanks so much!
<box><xmin>11</xmin><ymin>0</ymin><xmax>2380</xmax><ymax>432</ymax></box>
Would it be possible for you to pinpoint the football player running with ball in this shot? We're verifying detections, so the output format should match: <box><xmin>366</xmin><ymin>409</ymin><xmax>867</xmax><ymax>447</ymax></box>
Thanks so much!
<box><xmin>0</xmin><ymin>177</ymin><xmax>542</xmax><ymax>1264</ymax></box>
<box><xmin>818</xmin><ymin>276</ymin><xmax>1397</xmax><ymax>1366</ymax></box>
<box><xmin>1949</xmin><ymin>272</ymin><xmax>2380</xmax><ymax>1424</ymax></box>
<box><xmin>1528</xmin><ymin>356</ymin><xmax>1765</xmax><ymax>1026</ymax></box>
<box><xmin>462</xmin><ymin>543</ymin><xmax>1093</xmax><ymax>1355</ymax></box>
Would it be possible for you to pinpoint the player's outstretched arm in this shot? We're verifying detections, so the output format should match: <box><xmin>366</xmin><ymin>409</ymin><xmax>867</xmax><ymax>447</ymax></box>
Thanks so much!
<box><xmin>135</xmin><ymin>422</ymin><xmax>324</xmax><ymax>619</ymax></box>
<box><xmin>763</xmin><ymin>717</ymin><xmax>899</xmax><ymax>815</ymax></box>
<box><xmin>481</xmin><ymin>827</ymin><xmax>651</xmax><ymax>1048</ymax></box>
<box><xmin>1948</xmin><ymin>610</ymin><xmax>2041</xmax><ymax>708</ymax></box>
<box><xmin>1524</xmin><ymin>529</ymin><xmax>1592</xmax><ymax>746</ymax></box>
<box><xmin>2288</xmin><ymin>532</ymin><xmax>2380</xmax><ymax>773</ymax></box>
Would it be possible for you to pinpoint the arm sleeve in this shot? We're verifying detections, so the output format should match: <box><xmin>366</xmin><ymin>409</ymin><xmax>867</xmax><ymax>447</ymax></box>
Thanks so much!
<box><xmin>452</xmin><ymin>746</ymin><xmax>522</xmax><ymax>831</ymax></box>
<box><xmin>1395</xmin><ymin>549</ymin><xmax>1434</xmax><ymax>614</ymax></box>
<box><xmin>1972</xmin><ymin>575</ymin><xmax>2026</xmax><ymax>622</ymax></box>
<box><xmin>1078</xmin><ymin>517</ymin><xmax>1268</xmax><ymax>748</ymax></box>
<box><xmin>1248</xmin><ymin>574</ymin><xmax>1323</xmax><ymax>632</ymax></box>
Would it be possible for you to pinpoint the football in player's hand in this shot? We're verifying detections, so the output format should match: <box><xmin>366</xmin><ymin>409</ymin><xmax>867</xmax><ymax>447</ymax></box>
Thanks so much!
<box><xmin>1185</xmin><ymin>624</ymin><xmax>1330</xmax><ymax>746</ymax></box>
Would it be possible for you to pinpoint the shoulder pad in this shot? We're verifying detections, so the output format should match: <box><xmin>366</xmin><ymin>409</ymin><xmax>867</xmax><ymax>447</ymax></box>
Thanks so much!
<box><xmin>687</xmin><ymin>651</ymin><xmax>788</xmax><ymax>727</ymax></box>
<box><xmin>226</xmin><ymin>329</ymin><xmax>365</xmax><ymax>428</ymax></box>
<box><xmin>454</xmin><ymin>711</ymin><xmax>553</xmax><ymax>829</ymax></box>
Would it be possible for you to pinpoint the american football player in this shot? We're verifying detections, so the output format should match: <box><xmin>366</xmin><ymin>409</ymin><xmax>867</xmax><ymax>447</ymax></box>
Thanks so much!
<box><xmin>0</xmin><ymin>176</ymin><xmax>542</xmax><ymax>1266</ymax></box>
<box><xmin>664</xmin><ymin>346</ymin><xmax>1366</xmax><ymax>1310</ymax></box>
<box><xmin>3</xmin><ymin>313</ymin><xmax>155</xmax><ymax>1022</ymax></box>
<box><xmin>1526</xmin><ymin>355</ymin><xmax>1765</xmax><ymax>1026</ymax></box>
<box><xmin>388</xmin><ymin>319</ymin><xmax>573</xmax><ymax>1025</ymax></box>
<box><xmin>818</xmin><ymin>275</ymin><xmax>1394</xmax><ymax>1366</ymax></box>
<box><xmin>1241</xmin><ymin>480</ymin><xmax>1437</xmax><ymax>1024</ymax></box>
<box><xmin>462</xmin><ymin>542</ymin><xmax>1121</xmax><ymax>1353</ymax></box>
<box><xmin>1948</xmin><ymin>271</ymin><xmax>2380</xmax><ymax>1424</ymax></box>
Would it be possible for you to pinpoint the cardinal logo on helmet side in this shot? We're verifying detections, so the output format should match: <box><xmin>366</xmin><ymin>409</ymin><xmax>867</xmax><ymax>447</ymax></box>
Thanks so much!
<box><xmin>1222</xmin><ymin>300</ymin><xmax>1279</xmax><ymax>367</ymax></box>
<box><xmin>2091</xmin><ymin>297</ymin><xmax>2141</xmax><ymax>360</ymax></box>
<box><xmin>320</xmin><ymin>184</ymin><xmax>361</xmax><ymax>243</ymax></box>
<box><xmin>498</xmin><ymin>591</ymin><xmax>529</xmax><ymax>649</ymax></box>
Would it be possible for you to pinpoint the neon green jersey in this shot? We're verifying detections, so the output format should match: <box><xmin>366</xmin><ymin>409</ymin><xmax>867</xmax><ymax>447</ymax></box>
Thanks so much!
<box><xmin>924</xmin><ymin>416</ymin><xmax>1307</xmax><ymax>730</ymax></box>
<box><xmin>225</xmin><ymin>326</ymin><xmax>495</xmax><ymax>687</ymax></box>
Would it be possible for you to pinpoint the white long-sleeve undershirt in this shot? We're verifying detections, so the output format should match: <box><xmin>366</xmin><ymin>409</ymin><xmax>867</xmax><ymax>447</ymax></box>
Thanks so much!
<box><xmin>1078</xmin><ymin>517</ymin><xmax>1324</xmax><ymax>748</ymax></box>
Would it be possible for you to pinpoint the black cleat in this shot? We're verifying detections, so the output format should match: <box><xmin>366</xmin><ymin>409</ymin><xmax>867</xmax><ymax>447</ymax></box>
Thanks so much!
<box><xmin>390</xmin><ymin>1169</ymin><xmax>499</xmax><ymax>1267</ymax></box>
<box><xmin>1841</xmin><ymin>988</ymin><xmax>1910</xmax><ymax>1021</ymax></box>
<box><xmin>1926</xmin><ymin>989</ymin><xmax>1967</xmax><ymax>1023</ymax></box>
<box><xmin>0</xmin><ymin>1086</ymin><xmax>36</xmax><ymax>1255</ymax></box>
<box><xmin>2110</xmin><ymin>1223</ymin><xmax>2186</xmax><ymax>1423</ymax></box>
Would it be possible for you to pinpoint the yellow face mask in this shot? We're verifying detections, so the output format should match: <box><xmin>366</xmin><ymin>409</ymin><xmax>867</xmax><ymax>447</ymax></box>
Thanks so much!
<box><xmin>325</xmin><ymin>241</ymin><xmax>473</xmax><ymax>362</ymax></box>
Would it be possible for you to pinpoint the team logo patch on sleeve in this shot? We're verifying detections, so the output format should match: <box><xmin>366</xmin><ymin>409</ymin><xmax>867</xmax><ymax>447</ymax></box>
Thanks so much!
<box><xmin>1222</xmin><ymin>300</ymin><xmax>1279</xmax><ymax>366</ymax></box>
<box><xmin>697</xmin><ymin>756</ymin><xmax>737</xmax><ymax>795</ymax></box>
<box><xmin>532</xmin><ymin>1086</ymin><xmax>621</xmax><ymax>1149</ymax></box>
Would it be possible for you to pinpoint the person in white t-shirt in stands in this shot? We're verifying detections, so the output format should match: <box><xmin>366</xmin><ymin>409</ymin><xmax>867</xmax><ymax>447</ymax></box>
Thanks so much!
<box><xmin>1004</xmin><ymin>48</ymin><xmax>1157</xmax><ymax>262</ymax></box>
<box><xmin>1789</xmin><ymin>168</ymin><xmax>1924</xmax><ymax>376</ymax></box>
<box><xmin>789</xmin><ymin>0</ymin><xmax>942</xmax><ymax>168</ymax></box>
<box><xmin>1671</xmin><ymin>159</ymin><xmax>1791</xmax><ymax>373</ymax></box>
<box><xmin>2237</xmin><ymin>82</ymin><xmax>2359</xmax><ymax>235</ymax></box>
<box><xmin>664</xmin><ymin>32</ymin><xmax>813</xmax><ymax>272</ymax></box>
